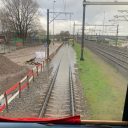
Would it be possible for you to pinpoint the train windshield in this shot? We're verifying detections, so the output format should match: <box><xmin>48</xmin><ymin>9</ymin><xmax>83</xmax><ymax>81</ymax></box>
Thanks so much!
<box><xmin>0</xmin><ymin>0</ymin><xmax>128</xmax><ymax>127</ymax></box>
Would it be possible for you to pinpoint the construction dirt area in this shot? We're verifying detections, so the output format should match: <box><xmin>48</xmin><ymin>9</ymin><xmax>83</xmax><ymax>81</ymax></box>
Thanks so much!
<box><xmin>0</xmin><ymin>42</ymin><xmax>61</xmax><ymax>96</ymax></box>
<box><xmin>0</xmin><ymin>44</ymin><xmax>86</xmax><ymax>119</ymax></box>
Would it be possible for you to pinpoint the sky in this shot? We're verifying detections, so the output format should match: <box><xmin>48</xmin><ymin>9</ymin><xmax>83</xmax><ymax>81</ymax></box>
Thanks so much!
<box><xmin>37</xmin><ymin>0</ymin><xmax>128</xmax><ymax>36</ymax></box>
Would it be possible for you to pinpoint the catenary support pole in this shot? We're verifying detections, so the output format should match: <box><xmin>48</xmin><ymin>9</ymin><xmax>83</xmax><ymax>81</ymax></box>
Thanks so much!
<box><xmin>73</xmin><ymin>22</ymin><xmax>75</xmax><ymax>46</ymax></box>
<box><xmin>116</xmin><ymin>24</ymin><xmax>119</xmax><ymax>46</ymax></box>
<box><xmin>47</xmin><ymin>9</ymin><xmax>50</xmax><ymax>61</ymax></box>
<box><xmin>53</xmin><ymin>0</ymin><xmax>56</xmax><ymax>45</ymax></box>
<box><xmin>80</xmin><ymin>0</ymin><xmax>86</xmax><ymax>61</ymax></box>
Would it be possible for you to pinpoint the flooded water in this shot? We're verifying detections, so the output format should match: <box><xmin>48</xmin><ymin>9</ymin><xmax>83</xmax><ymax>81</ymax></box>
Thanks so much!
<box><xmin>44</xmin><ymin>44</ymin><xmax>76</xmax><ymax>117</ymax></box>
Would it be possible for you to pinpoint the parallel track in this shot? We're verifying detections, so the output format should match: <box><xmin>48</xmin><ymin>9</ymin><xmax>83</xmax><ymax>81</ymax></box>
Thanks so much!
<box><xmin>85</xmin><ymin>41</ymin><xmax>128</xmax><ymax>73</ymax></box>
<box><xmin>97</xmin><ymin>44</ymin><xmax>128</xmax><ymax>59</ymax></box>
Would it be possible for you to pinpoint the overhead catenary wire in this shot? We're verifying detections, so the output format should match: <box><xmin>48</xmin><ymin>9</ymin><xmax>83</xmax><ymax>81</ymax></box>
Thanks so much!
<box><xmin>63</xmin><ymin>0</ymin><xmax>66</xmax><ymax>13</ymax></box>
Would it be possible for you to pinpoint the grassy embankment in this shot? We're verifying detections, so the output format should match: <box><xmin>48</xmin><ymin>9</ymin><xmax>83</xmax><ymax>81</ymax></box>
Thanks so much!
<box><xmin>74</xmin><ymin>43</ymin><xmax>127</xmax><ymax>120</ymax></box>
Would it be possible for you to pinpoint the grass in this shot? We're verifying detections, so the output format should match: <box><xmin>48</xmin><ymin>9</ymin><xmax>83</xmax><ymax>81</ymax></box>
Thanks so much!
<box><xmin>74</xmin><ymin>43</ymin><xmax>127</xmax><ymax>120</ymax></box>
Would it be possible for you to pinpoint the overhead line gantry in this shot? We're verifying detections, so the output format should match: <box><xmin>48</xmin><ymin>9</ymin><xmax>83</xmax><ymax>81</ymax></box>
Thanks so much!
<box><xmin>81</xmin><ymin>0</ymin><xmax>128</xmax><ymax>61</ymax></box>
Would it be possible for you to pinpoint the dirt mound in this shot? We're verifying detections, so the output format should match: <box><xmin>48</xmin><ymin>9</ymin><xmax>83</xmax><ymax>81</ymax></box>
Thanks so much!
<box><xmin>0</xmin><ymin>55</ymin><xmax>27</xmax><ymax>94</ymax></box>
<box><xmin>0</xmin><ymin>55</ymin><xmax>25</xmax><ymax>75</ymax></box>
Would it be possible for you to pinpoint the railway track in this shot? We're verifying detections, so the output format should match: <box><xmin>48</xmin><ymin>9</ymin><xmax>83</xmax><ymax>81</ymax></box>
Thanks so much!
<box><xmin>96</xmin><ymin>47</ymin><xmax>128</xmax><ymax>68</ymax></box>
<box><xmin>38</xmin><ymin>48</ymin><xmax>76</xmax><ymax>118</ymax></box>
<box><xmin>97</xmin><ymin>44</ymin><xmax>128</xmax><ymax>60</ymax></box>
<box><xmin>85</xmin><ymin>41</ymin><xmax>128</xmax><ymax>75</ymax></box>
<box><xmin>0</xmin><ymin>45</ymin><xmax>86</xmax><ymax>118</ymax></box>
<box><xmin>38</xmin><ymin>61</ymin><xmax>61</xmax><ymax>117</ymax></box>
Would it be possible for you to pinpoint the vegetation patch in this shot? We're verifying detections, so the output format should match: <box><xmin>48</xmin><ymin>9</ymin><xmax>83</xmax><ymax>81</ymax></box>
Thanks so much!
<box><xmin>74</xmin><ymin>43</ymin><xmax>127</xmax><ymax>120</ymax></box>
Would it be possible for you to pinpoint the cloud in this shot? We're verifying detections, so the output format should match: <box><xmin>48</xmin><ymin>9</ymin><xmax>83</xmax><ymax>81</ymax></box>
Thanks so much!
<box><xmin>37</xmin><ymin>0</ymin><xmax>128</xmax><ymax>35</ymax></box>
<box><xmin>39</xmin><ymin>13</ymin><xmax>80</xmax><ymax>34</ymax></box>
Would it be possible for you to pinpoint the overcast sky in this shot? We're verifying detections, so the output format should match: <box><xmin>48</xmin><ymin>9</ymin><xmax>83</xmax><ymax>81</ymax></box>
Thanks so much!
<box><xmin>33</xmin><ymin>0</ymin><xmax>128</xmax><ymax>35</ymax></box>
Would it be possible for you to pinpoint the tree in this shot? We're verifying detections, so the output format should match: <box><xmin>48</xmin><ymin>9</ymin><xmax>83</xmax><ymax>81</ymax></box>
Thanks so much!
<box><xmin>59</xmin><ymin>31</ymin><xmax>70</xmax><ymax>41</ymax></box>
<box><xmin>0</xmin><ymin>0</ymin><xmax>39</xmax><ymax>43</ymax></box>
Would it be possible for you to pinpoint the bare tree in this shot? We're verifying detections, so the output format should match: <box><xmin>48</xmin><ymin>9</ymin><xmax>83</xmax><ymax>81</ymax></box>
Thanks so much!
<box><xmin>0</xmin><ymin>0</ymin><xmax>39</xmax><ymax>44</ymax></box>
<box><xmin>59</xmin><ymin>31</ymin><xmax>70</xmax><ymax>39</ymax></box>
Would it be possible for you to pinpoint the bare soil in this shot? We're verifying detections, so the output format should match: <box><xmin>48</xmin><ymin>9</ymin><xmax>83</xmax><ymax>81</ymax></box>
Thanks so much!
<box><xmin>0</xmin><ymin>45</ymin><xmax>84</xmax><ymax>118</ymax></box>
<box><xmin>0</xmin><ymin>55</ymin><xmax>27</xmax><ymax>95</ymax></box>
<box><xmin>0</xmin><ymin>55</ymin><xmax>24</xmax><ymax>75</ymax></box>
<box><xmin>4</xmin><ymin>43</ymin><xmax>61</xmax><ymax>68</ymax></box>
<box><xmin>0</xmin><ymin>43</ymin><xmax>61</xmax><ymax>95</ymax></box>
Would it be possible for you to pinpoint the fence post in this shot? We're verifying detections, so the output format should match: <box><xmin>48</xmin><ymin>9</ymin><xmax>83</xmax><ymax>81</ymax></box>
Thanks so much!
<box><xmin>43</xmin><ymin>61</ymin><xmax>45</xmax><ymax>69</ymax></box>
<box><xmin>4</xmin><ymin>92</ymin><xmax>8</xmax><ymax>112</ymax></box>
<box><xmin>27</xmin><ymin>75</ymin><xmax>29</xmax><ymax>90</ymax></box>
<box><xmin>36</xmin><ymin>66</ymin><xmax>39</xmax><ymax>76</ymax></box>
<box><xmin>19</xmin><ymin>82</ymin><xmax>21</xmax><ymax>98</ymax></box>
<box><xmin>41</xmin><ymin>64</ymin><xmax>43</xmax><ymax>72</ymax></box>
<box><xmin>32</xmin><ymin>69</ymin><xmax>34</xmax><ymax>82</ymax></box>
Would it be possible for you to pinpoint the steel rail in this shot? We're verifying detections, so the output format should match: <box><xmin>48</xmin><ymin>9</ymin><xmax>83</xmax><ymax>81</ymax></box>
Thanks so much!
<box><xmin>86</xmin><ymin>41</ymin><xmax>128</xmax><ymax>60</ymax></box>
<box><xmin>38</xmin><ymin>61</ymin><xmax>61</xmax><ymax>118</ymax></box>
<box><xmin>97</xmin><ymin>45</ymin><xmax>128</xmax><ymax>58</ymax></box>
<box><xmin>69</xmin><ymin>66</ymin><xmax>75</xmax><ymax>116</ymax></box>
<box><xmin>86</xmin><ymin>43</ymin><xmax>128</xmax><ymax>71</ymax></box>
<box><xmin>96</xmin><ymin>48</ymin><xmax>128</xmax><ymax>71</ymax></box>
<box><xmin>96</xmin><ymin>47</ymin><xmax>128</xmax><ymax>65</ymax></box>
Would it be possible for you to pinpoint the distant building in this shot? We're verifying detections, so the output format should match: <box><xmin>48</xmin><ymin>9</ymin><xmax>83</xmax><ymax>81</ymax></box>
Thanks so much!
<box><xmin>0</xmin><ymin>35</ymin><xmax>6</xmax><ymax>44</ymax></box>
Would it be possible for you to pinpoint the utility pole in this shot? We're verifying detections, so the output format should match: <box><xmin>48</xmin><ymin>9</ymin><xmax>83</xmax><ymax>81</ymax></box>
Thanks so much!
<box><xmin>81</xmin><ymin>0</ymin><xmax>86</xmax><ymax>61</ymax></box>
<box><xmin>46</xmin><ymin>10</ymin><xmax>73</xmax><ymax>60</ymax></box>
<box><xmin>116</xmin><ymin>24</ymin><xmax>119</xmax><ymax>46</ymax></box>
<box><xmin>102</xmin><ymin>11</ymin><xmax>105</xmax><ymax>36</ymax></box>
<box><xmin>47</xmin><ymin>9</ymin><xmax>49</xmax><ymax>60</ymax></box>
<box><xmin>53</xmin><ymin>0</ymin><xmax>56</xmax><ymax>45</ymax></box>
<box><xmin>77</xmin><ymin>32</ymin><xmax>79</xmax><ymax>42</ymax></box>
<box><xmin>73</xmin><ymin>22</ymin><xmax>75</xmax><ymax>46</ymax></box>
<box><xmin>109</xmin><ymin>17</ymin><xmax>119</xmax><ymax>47</ymax></box>
<box><xmin>69</xmin><ymin>14</ymin><xmax>72</xmax><ymax>34</ymax></box>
